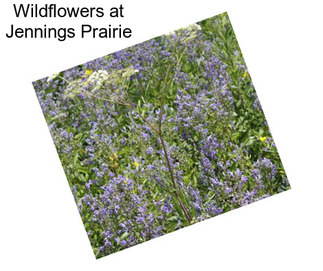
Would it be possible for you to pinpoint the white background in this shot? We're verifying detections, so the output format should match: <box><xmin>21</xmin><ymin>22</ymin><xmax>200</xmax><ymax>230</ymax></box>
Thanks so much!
<box><xmin>0</xmin><ymin>0</ymin><xmax>322</xmax><ymax>270</ymax></box>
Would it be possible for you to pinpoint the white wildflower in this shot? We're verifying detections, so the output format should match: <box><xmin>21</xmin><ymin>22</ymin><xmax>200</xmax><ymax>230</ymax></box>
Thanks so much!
<box><xmin>47</xmin><ymin>73</ymin><xmax>59</xmax><ymax>83</ymax></box>
<box><xmin>121</xmin><ymin>68</ymin><xmax>139</xmax><ymax>79</ymax></box>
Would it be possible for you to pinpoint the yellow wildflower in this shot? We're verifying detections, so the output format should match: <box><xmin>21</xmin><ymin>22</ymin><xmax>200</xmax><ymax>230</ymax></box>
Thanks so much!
<box><xmin>109</xmin><ymin>152</ymin><xmax>118</xmax><ymax>161</ymax></box>
<box><xmin>113</xmin><ymin>162</ymin><xmax>119</xmax><ymax>168</ymax></box>
<box><xmin>133</xmin><ymin>161</ymin><xmax>140</xmax><ymax>168</ymax></box>
<box><xmin>85</xmin><ymin>69</ymin><xmax>93</xmax><ymax>76</ymax></box>
<box><xmin>259</xmin><ymin>136</ymin><xmax>267</xmax><ymax>143</ymax></box>
<box><xmin>243</xmin><ymin>70</ymin><xmax>248</xmax><ymax>78</ymax></box>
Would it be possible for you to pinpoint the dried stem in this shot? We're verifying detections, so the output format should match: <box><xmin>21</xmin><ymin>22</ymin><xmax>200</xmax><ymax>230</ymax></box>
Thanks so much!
<box><xmin>159</xmin><ymin>133</ymin><xmax>192</xmax><ymax>223</ymax></box>
<box><xmin>157</xmin><ymin>65</ymin><xmax>192</xmax><ymax>223</ymax></box>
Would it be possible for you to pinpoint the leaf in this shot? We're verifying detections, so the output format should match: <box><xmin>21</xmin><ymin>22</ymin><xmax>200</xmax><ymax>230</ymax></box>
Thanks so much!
<box><xmin>73</xmin><ymin>153</ymin><xmax>79</xmax><ymax>167</ymax></box>
<box><xmin>167</xmin><ymin>216</ymin><xmax>179</xmax><ymax>222</ymax></box>
<box><xmin>120</xmin><ymin>232</ymin><xmax>130</xmax><ymax>241</ymax></box>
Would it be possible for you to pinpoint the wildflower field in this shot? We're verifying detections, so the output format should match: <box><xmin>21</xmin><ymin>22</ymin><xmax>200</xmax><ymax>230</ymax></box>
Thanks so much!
<box><xmin>33</xmin><ymin>12</ymin><xmax>290</xmax><ymax>258</ymax></box>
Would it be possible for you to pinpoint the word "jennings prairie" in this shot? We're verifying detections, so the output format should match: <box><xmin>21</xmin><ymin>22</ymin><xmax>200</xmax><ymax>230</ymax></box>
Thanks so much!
<box><xmin>5</xmin><ymin>24</ymin><xmax>132</xmax><ymax>41</ymax></box>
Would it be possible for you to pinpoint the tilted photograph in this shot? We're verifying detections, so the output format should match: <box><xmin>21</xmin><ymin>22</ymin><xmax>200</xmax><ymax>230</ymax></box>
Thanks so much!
<box><xmin>33</xmin><ymin>12</ymin><xmax>290</xmax><ymax>258</ymax></box>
